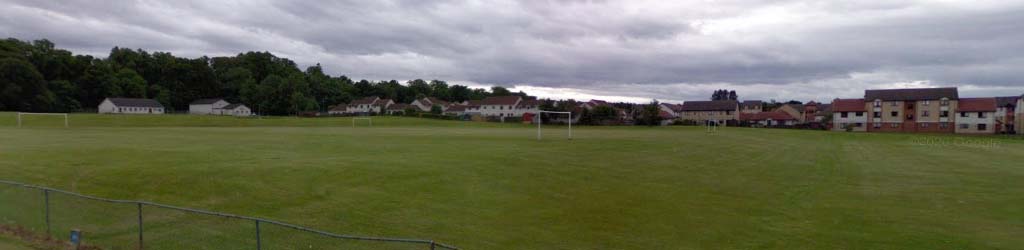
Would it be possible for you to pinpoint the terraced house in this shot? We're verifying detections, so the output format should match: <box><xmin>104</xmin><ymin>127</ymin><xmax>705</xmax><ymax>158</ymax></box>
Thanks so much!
<box><xmin>995</xmin><ymin>96</ymin><xmax>1018</xmax><ymax>134</ymax></box>
<box><xmin>678</xmin><ymin>100</ymin><xmax>739</xmax><ymax>125</ymax></box>
<box><xmin>865</xmin><ymin>87</ymin><xmax>959</xmax><ymax>133</ymax></box>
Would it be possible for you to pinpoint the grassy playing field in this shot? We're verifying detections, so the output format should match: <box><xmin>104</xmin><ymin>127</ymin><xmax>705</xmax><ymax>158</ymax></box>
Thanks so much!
<box><xmin>1</xmin><ymin>112</ymin><xmax>1023</xmax><ymax>249</ymax></box>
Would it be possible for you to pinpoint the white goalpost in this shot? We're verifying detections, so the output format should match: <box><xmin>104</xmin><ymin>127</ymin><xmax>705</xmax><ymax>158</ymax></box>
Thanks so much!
<box><xmin>537</xmin><ymin>111</ymin><xmax>572</xmax><ymax>140</ymax></box>
<box><xmin>352</xmin><ymin>117</ymin><xmax>372</xmax><ymax>127</ymax></box>
<box><xmin>17</xmin><ymin>112</ymin><xmax>69</xmax><ymax>128</ymax></box>
<box><xmin>705</xmin><ymin>120</ymin><xmax>719</xmax><ymax>133</ymax></box>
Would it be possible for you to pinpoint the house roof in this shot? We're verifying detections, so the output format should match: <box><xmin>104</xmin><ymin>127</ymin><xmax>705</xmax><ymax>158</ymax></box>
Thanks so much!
<box><xmin>107</xmin><ymin>98</ymin><xmax>165</xmax><ymax>108</ymax></box>
<box><xmin>479</xmin><ymin>96</ymin><xmax>521</xmax><ymax>105</ymax></box>
<box><xmin>864</xmin><ymin>87</ymin><xmax>958</xmax><ymax>101</ymax></box>
<box><xmin>831</xmin><ymin>98</ymin><xmax>866</xmax><ymax>112</ymax></box>
<box><xmin>190</xmin><ymin>98</ymin><xmax>226</xmax><ymax>105</ymax></box>
<box><xmin>660</xmin><ymin>103</ymin><xmax>685</xmax><ymax>112</ymax></box>
<box><xmin>517</xmin><ymin>99</ymin><xmax>541</xmax><ymax>108</ymax></box>
<box><xmin>995</xmin><ymin>96</ymin><xmax>1019</xmax><ymax>107</ymax></box>
<box><xmin>446</xmin><ymin>105</ymin><xmax>469</xmax><ymax>112</ymax></box>
<box><xmin>350</xmin><ymin>97</ymin><xmax>379</xmax><ymax>105</ymax></box>
<box><xmin>817</xmin><ymin>104</ymin><xmax>832</xmax><ymax>114</ymax></box>
<box><xmin>958</xmin><ymin>98</ymin><xmax>997</xmax><ymax>112</ymax></box>
<box><xmin>387</xmin><ymin>103</ymin><xmax>409</xmax><ymax>110</ymax></box>
<box><xmin>330</xmin><ymin>105</ymin><xmax>348</xmax><ymax>111</ymax></box>
<box><xmin>781</xmin><ymin>104</ymin><xmax>805</xmax><ymax>112</ymax></box>
<box><xmin>466</xmin><ymin>100</ymin><xmax>484</xmax><ymax>106</ymax></box>
<box><xmin>424</xmin><ymin>97</ymin><xmax>449</xmax><ymax>106</ymax></box>
<box><xmin>679</xmin><ymin>100</ymin><xmax>738</xmax><ymax>111</ymax></box>
<box><xmin>375</xmin><ymin>99</ymin><xmax>394</xmax><ymax>106</ymax></box>
<box><xmin>740</xmin><ymin>100</ymin><xmax>763</xmax><ymax>109</ymax></box>
<box><xmin>740</xmin><ymin>111</ymin><xmax>797</xmax><ymax>121</ymax></box>
<box><xmin>222</xmin><ymin>103</ymin><xmax>247</xmax><ymax>110</ymax></box>
<box><xmin>658</xmin><ymin>110</ymin><xmax>676</xmax><ymax>119</ymax></box>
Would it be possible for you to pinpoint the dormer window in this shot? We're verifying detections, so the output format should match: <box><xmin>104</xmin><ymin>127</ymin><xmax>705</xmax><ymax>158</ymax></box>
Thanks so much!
<box><xmin>940</xmin><ymin>98</ymin><xmax>950</xmax><ymax>106</ymax></box>
<box><xmin>874</xmin><ymin>100</ymin><xmax>882</xmax><ymax>107</ymax></box>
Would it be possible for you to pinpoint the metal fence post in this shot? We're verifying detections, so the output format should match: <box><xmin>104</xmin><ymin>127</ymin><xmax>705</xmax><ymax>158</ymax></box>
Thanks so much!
<box><xmin>430</xmin><ymin>241</ymin><xmax>436</xmax><ymax>250</ymax></box>
<box><xmin>137</xmin><ymin>203</ymin><xmax>144</xmax><ymax>250</ymax></box>
<box><xmin>255</xmin><ymin>220</ymin><xmax>262</xmax><ymax>250</ymax></box>
<box><xmin>43</xmin><ymin>189</ymin><xmax>50</xmax><ymax>236</ymax></box>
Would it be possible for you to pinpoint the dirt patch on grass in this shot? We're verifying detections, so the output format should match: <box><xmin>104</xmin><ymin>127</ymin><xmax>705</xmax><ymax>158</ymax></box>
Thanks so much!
<box><xmin>0</xmin><ymin>224</ymin><xmax>102</xmax><ymax>250</ymax></box>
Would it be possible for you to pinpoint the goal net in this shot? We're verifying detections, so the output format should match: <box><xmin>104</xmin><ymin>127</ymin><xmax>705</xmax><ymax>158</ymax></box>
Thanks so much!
<box><xmin>17</xmin><ymin>112</ymin><xmax>69</xmax><ymax>128</ymax></box>
<box><xmin>352</xmin><ymin>117</ymin><xmax>372</xmax><ymax>127</ymax></box>
<box><xmin>536</xmin><ymin>111</ymin><xmax>572</xmax><ymax>140</ymax></box>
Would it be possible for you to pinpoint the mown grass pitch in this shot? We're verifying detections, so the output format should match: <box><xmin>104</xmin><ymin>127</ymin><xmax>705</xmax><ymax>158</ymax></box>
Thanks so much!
<box><xmin>1</xmin><ymin>112</ymin><xmax>1023</xmax><ymax>249</ymax></box>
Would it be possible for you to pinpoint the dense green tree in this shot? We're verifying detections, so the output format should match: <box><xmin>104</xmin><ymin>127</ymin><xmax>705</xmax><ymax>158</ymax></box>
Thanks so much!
<box><xmin>490</xmin><ymin>86</ymin><xmax>512</xmax><ymax>96</ymax></box>
<box><xmin>0</xmin><ymin>58</ymin><xmax>53</xmax><ymax>111</ymax></box>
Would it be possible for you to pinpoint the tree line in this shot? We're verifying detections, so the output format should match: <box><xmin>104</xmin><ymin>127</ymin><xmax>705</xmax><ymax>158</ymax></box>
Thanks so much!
<box><xmin>0</xmin><ymin>38</ymin><xmax>527</xmax><ymax>115</ymax></box>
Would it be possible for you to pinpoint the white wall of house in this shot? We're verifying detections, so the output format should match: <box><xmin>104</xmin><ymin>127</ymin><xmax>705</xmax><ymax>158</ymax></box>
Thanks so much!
<box><xmin>222</xmin><ymin>106</ymin><xmax>252</xmax><ymax>116</ymax></box>
<box><xmin>189</xmin><ymin>100</ymin><xmax>229</xmax><ymax>114</ymax></box>
<box><xmin>479</xmin><ymin>103</ymin><xmax>520</xmax><ymax>117</ymax></box>
<box><xmin>955</xmin><ymin>111</ymin><xmax>996</xmax><ymax>134</ymax></box>
<box><xmin>833</xmin><ymin>111</ymin><xmax>868</xmax><ymax>131</ymax></box>
<box><xmin>98</xmin><ymin>100</ymin><xmax>164</xmax><ymax>114</ymax></box>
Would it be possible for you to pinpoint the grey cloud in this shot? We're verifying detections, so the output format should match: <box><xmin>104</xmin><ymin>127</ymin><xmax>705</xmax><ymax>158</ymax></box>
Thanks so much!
<box><xmin>2</xmin><ymin>0</ymin><xmax>1023</xmax><ymax>101</ymax></box>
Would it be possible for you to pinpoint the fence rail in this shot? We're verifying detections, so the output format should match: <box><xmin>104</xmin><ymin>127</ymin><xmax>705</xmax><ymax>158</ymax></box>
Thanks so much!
<box><xmin>0</xmin><ymin>180</ymin><xmax>459</xmax><ymax>250</ymax></box>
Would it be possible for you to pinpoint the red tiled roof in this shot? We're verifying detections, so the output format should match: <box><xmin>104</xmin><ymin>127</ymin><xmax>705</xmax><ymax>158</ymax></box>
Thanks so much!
<box><xmin>479</xmin><ymin>96</ymin><xmax>521</xmax><ymax>105</ymax></box>
<box><xmin>740</xmin><ymin>111</ymin><xmax>797</xmax><ymax>121</ymax></box>
<box><xmin>658</xmin><ymin>110</ymin><xmax>676</xmax><ymax>119</ymax></box>
<box><xmin>831</xmin><ymin>98</ymin><xmax>866</xmax><ymax>112</ymax></box>
<box><xmin>958</xmin><ymin>98</ymin><xmax>996</xmax><ymax>112</ymax></box>
<box><xmin>425</xmin><ymin>97</ymin><xmax>449</xmax><ymax>106</ymax></box>
<box><xmin>387</xmin><ymin>103</ymin><xmax>409</xmax><ymax>110</ymax></box>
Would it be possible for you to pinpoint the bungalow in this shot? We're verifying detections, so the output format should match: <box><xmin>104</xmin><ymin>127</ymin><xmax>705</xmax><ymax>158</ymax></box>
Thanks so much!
<box><xmin>865</xmin><ymin>87</ymin><xmax>959</xmax><ymax>133</ymax></box>
<box><xmin>740</xmin><ymin>111</ymin><xmax>798</xmax><ymax>127</ymax></box>
<box><xmin>581</xmin><ymin>100</ymin><xmax>610</xmax><ymax>110</ymax></box>
<box><xmin>678</xmin><ymin>100</ymin><xmax>739</xmax><ymax>125</ymax></box>
<box><xmin>955</xmin><ymin>98</ymin><xmax>997</xmax><ymax>134</ymax></box>
<box><xmin>443</xmin><ymin>105</ymin><xmax>475</xmax><ymax>116</ymax></box>
<box><xmin>831</xmin><ymin>98</ymin><xmax>867</xmax><ymax>132</ymax></box>
<box><xmin>740</xmin><ymin>100</ymin><xmax>763</xmax><ymax>114</ymax></box>
<box><xmin>218</xmin><ymin>103</ymin><xmax>252</xmax><ymax>116</ymax></box>
<box><xmin>995</xmin><ymin>96</ymin><xmax>1018</xmax><ymax>134</ymax></box>
<box><xmin>98</xmin><ymin>98</ymin><xmax>165</xmax><ymax>114</ymax></box>
<box><xmin>328</xmin><ymin>105</ymin><xmax>348</xmax><ymax>115</ymax></box>
<box><xmin>189</xmin><ymin>98</ymin><xmax>230</xmax><ymax>114</ymax></box>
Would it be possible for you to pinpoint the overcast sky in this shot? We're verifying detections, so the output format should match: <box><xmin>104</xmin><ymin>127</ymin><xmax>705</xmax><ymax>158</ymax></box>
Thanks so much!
<box><xmin>3</xmin><ymin>0</ymin><xmax>1023</xmax><ymax>103</ymax></box>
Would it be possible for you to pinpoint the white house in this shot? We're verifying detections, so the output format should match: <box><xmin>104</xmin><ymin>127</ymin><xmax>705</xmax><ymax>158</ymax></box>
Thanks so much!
<box><xmin>189</xmin><ymin>98</ymin><xmax>230</xmax><ymax>115</ymax></box>
<box><xmin>344</xmin><ymin>97</ymin><xmax>394</xmax><ymax>114</ymax></box>
<box><xmin>472</xmin><ymin>96</ymin><xmax>522</xmax><ymax>117</ymax></box>
<box><xmin>411</xmin><ymin>97</ymin><xmax>449</xmax><ymax>112</ymax></box>
<box><xmin>956</xmin><ymin>98</ymin><xmax>997</xmax><ymax>134</ymax></box>
<box><xmin>98</xmin><ymin>98</ymin><xmax>165</xmax><ymax>114</ymax></box>
<box><xmin>513</xmin><ymin>99</ymin><xmax>541</xmax><ymax>117</ymax></box>
<box><xmin>219</xmin><ymin>103</ymin><xmax>252</xmax><ymax>116</ymax></box>
<box><xmin>831</xmin><ymin>98</ymin><xmax>867</xmax><ymax>132</ymax></box>
<box><xmin>328</xmin><ymin>105</ymin><xmax>348</xmax><ymax>115</ymax></box>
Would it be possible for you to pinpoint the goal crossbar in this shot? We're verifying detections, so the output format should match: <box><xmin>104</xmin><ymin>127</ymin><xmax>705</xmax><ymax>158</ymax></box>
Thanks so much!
<box><xmin>352</xmin><ymin>117</ymin><xmax>372</xmax><ymax>127</ymax></box>
<box><xmin>17</xmin><ymin>112</ymin><xmax>69</xmax><ymax>128</ymax></box>
<box><xmin>537</xmin><ymin>111</ymin><xmax>572</xmax><ymax>140</ymax></box>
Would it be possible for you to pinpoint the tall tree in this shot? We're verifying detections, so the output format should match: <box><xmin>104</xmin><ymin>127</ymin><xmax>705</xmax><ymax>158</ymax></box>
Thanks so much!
<box><xmin>0</xmin><ymin>58</ymin><xmax>53</xmax><ymax>111</ymax></box>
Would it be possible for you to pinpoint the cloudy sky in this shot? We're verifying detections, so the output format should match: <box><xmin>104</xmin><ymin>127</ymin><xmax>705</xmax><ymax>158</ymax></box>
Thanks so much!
<box><xmin>3</xmin><ymin>0</ymin><xmax>1023</xmax><ymax>103</ymax></box>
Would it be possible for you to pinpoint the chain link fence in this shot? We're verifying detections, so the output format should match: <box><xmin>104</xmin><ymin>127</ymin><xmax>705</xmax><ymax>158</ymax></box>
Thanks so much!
<box><xmin>0</xmin><ymin>180</ymin><xmax>459</xmax><ymax>250</ymax></box>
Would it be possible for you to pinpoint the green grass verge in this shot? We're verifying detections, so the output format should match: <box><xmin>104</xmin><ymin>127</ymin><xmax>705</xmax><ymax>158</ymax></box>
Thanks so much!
<box><xmin>1</xmin><ymin>112</ymin><xmax>1022</xmax><ymax>249</ymax></box>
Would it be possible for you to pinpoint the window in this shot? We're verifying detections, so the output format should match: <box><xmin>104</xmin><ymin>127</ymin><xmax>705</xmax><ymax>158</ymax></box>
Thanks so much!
<box><xmin>960</xmin><ymin>124</ymin><xmax>969</xmax><ymax>129</ymax></box>
<box><xmin>890</xmin><ymin>101</ymin><xmax>898</xmax><ymax>107</ymax></box>
<box><xmin>978</xmin><ymin>112</ymin><xmax>985</xmax><ymax>118</ymax></box>
<box><xmin>940</xmin><ymin>98</ymin><xmax>950</xmax><ymax>106</ymax></box>
<box><xmin>891</xmin><ymin>111</ymin><xmax>898</xmax><ymax>117</ymax></box>
<box><xmin>978</xmin><ymin>124</ymin><xmax>987</xmax><ymax>131</ymax></box>
<box><xmin>855</xmin><ymin>112</ymin><xmax>864</xmax><ymax>117</ymax></box>
<box><xmin>855</xmin><ymin>123</ymin><xmax>863</xmax><ymax>127</ymax></box>
<box><xmin>940</xmin><ymin>123</ymin><xmax>949</xmax><ymax>129</ymax></box>
<box><xmin>922</xmin><ymin>111</ymin><xmax>930</xmax><ymax>117</ymax></box>
<box><xmin>922</xmin><ymin>100</ymin><xmax>930</xmax><ymax>106</ymax></box>
<box><xmin>921</xmin><ymin>123</ymin><xmax>929</xmax><ymax>128</ymax></box>
<box><xmin>841</xmin><ymin>112</ymin><xmax>849</xmax><ymax>118</ymax></box>
<box><xmin>940</xmin><ymin>111</ymin><xmax>949</xmax><ymax>117</ymax></box>
<box><xmin>873</xmin><ymin>112</ymin><xmax>881</xmax><ymax>118</ymax></box>
<box><xmin>873</xmin><ymin>123</ymin><xmax>881</xmax><ymax>128</ymax></box>
<box><xmin>890</xmin><ymin>123</ymin><xmax>899</xmax><ymax>128</ymax></box>
<box><xmin>840</xmin><ymin>123</ymin><xmax>847</xmax><ymax>128</ymax></box>
<box><xmin>960</xmin><ymin>112</ymin><xmax>968</xmax><ymax>117</ymax></box>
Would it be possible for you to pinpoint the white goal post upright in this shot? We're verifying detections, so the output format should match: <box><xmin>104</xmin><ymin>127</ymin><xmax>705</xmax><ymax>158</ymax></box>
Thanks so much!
<box><xmin>706</xmin><ymin>120</ymin><xmax>719</xmax><ymax>133</ymax></box>
<box><xmin>352</xmin><ymin>117</ymin><xmax>372</xmax><ymax>127</ymax></box>
<box><xmin>17</xmin><ymin>112</ymin><xmax>69</xmax><ymax>128</ymax></box>
<box><xmin>537</xmin><ymin>111</ymin><xmax>572</xmax><ymax>140</ymax></box>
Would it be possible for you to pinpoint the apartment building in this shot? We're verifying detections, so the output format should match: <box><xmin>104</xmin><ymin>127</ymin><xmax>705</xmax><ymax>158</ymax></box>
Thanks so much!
<box><xmin>955</xmin><ymin>98</ymin><xmax>997</xmax><ymax>134</ymax></box>
<box><xmin>995</xmin><ymin>96</ymin><xmax>1018</xmax><ymax>134</ymax></box>
<box><xmin>678</xmin><ymin>100</ymin><xmax>739</xmax><ymax>125</ymax></box>
<box><xmin>865</xmin><ymin>88</ymin><xmax>958</xmax><ymax>133</ymax></box>
<box><xmin>831</xmin><ymin>98</ymin><xmax>867</xmax><ymax>132</ymax></box>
